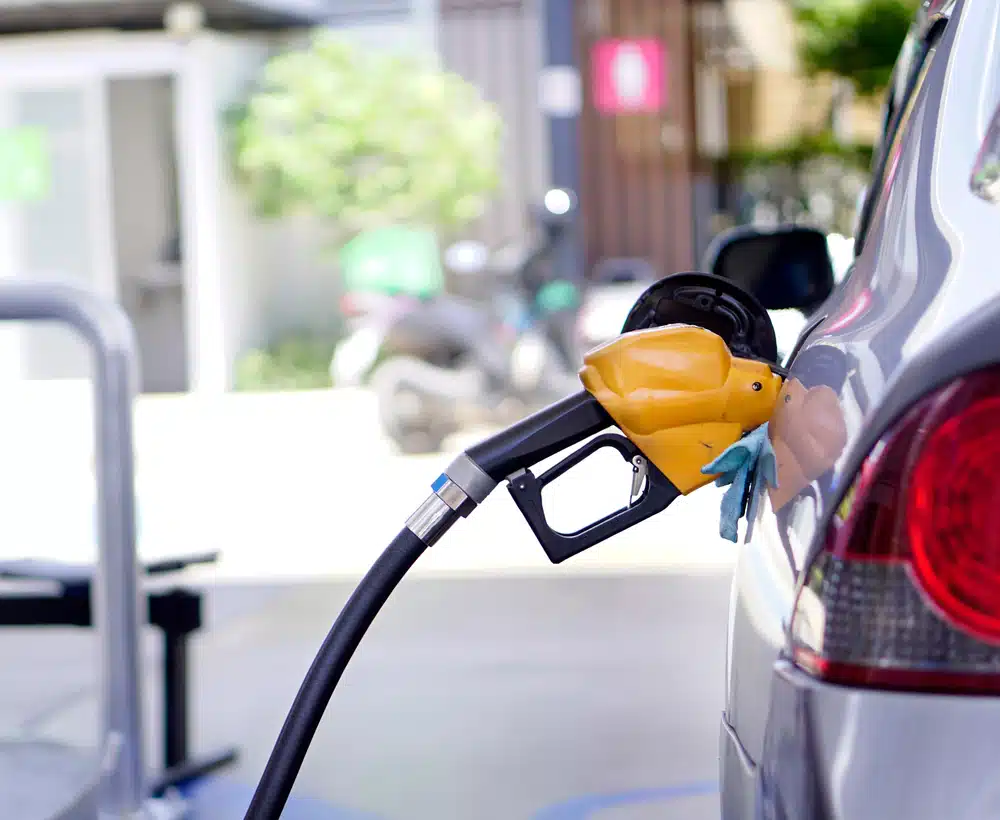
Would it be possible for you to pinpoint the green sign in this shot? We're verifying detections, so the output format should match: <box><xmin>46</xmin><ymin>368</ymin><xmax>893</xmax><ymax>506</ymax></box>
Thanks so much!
<box><xmin>339</xmin><ymin>226</ymin><xmax>444</xmax><ymax>299</ymax></box>
<box><xmin>0</xmin><ymin>127</ymin><xmax>50</xmax><ymax>203</ymax></box>
<box><xmin>536</xmin><ymin>279</ymin><xmax>581</xmax><ymax>313</ymax></box>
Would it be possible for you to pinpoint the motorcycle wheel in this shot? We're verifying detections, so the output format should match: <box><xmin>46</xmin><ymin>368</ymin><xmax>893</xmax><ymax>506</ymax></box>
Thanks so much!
<box><xmin>370</xmin><ymin>356</ymin><xmax>458</xmax><ymax>455</ymax></box>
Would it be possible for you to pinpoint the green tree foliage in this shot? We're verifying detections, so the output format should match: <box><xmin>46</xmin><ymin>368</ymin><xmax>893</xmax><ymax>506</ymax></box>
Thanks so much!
<box><xmin>792</xmin><ymin>0</ymin><xmax>919</xmax><ymax>95</ymax></box>
<box><xmin>230</xmin><ymin>31</ymin><xmax>503</xmax><ymax>240</ymax></box>
<box><xmin>728</xmin><ymin>131</ymin><xmax>873</xmax><ymax>173</ymax></box>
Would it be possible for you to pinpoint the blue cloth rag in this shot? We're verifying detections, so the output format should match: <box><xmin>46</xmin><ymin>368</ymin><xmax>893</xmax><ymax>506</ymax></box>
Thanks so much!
<box><xmin>701</xmin><ymin>423</ymin><xmax>778</xmax><ymax>543</ymax></box>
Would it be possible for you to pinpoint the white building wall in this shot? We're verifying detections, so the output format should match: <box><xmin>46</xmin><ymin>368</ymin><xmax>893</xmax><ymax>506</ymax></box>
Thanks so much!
<box><xmin>202</xmin><ymin>33</ymin><xmax>274</xmax><ymax>385</ymax></box>
<box><xmin>0</xmin><ymin>7</ymin><xmax>538</xmax><ymax>392</ymax></box>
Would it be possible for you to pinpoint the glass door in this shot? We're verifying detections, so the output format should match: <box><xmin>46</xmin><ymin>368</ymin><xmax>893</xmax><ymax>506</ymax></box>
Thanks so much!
<box><xmin>0</xmin><ymin>76</ymin><xmax>115</xmax><ymax>381</ymax></box>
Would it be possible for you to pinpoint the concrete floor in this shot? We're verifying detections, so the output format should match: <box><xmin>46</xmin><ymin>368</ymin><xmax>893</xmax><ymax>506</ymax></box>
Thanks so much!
<box><xmin>1</xmin><ymin>572</ymin><xmax>732</xmax><ymax>819</ymax></box>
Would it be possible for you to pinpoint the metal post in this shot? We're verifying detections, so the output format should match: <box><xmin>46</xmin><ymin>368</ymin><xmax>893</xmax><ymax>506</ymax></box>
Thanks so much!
<box><xmin>0</xmin><ymin>281</ymin><xmax>146</xmax><ymax>816</ymax></box>
<box><xmin>542</xmin><ymin>0</ymin><xmax>585</xmax><ymax>282</ymax></box>
<box><xmin>164</xmin><ymin>628</ymin><xmax>188</xmax><ymax>771</ymax></box>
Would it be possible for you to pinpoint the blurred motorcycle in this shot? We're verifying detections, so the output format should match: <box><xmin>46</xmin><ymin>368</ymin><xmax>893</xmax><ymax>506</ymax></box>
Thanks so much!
<box><xmin>330</xmin><ymin>291</ymin><xmax>420</xmax><ymax>388</ymax></box>
<box><xmin>574</xmin><ymin>257</ymin><xmax>657</xmax><ymax>353</ymax></box>
<box><xmin>368</xmin><ymin>190</ymin><xmax>585</xmax><ymax>454</ymax></box>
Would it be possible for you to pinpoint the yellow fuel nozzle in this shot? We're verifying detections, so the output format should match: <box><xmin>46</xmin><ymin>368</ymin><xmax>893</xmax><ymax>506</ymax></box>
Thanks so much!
<box><xmin>580</xmin><ymin>324</ymin><xmax>783</xmax><ymax>495</ymax></box>
<box><xmin>462</xmin><ymin>322</ymin><xmax>784</xmax><ymax>565</ymax></box>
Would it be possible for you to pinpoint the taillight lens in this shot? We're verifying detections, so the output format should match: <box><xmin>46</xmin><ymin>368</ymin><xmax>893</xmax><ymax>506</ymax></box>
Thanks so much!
<box><xmin>791</xmin><ymin>367</ymin><xmax>1000</xmax><ymax>694</ymax></box>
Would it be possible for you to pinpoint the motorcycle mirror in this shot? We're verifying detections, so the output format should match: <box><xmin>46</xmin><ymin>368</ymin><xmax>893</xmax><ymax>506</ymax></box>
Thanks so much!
<box><xmin>444</xmin><ymin>240</ymin><xmax>490</xmax><ymax>275</ymax></box>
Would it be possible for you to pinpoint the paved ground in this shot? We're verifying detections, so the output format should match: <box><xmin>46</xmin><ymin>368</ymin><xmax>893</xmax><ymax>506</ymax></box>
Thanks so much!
<box><xmin>3</xmin><ymin>574</ymin><xmax>731</xmax><ymax>819</ymax></box>
<box><xmin>0</xmin><ymin>387</ymin><xmax>739</xmax><ymax>818</ymax></box>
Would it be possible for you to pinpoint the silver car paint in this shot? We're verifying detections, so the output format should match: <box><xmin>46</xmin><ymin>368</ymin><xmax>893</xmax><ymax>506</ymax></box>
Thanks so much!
<box><xmin>723</xmin><ymin>1</ymin><xmax>1000</xmax><ymax>816</ymax></box>
<box><xmin>760</xmin><ymin>662</ymin><xmax>1000</xmax><ymax>820</ymax></box>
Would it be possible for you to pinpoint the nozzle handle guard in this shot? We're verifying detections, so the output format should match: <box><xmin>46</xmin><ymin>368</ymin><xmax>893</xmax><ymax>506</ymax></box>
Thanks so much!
<box><xmin>507</xmin><ymin>433</ymin><xmax>681</xmax><ymax>564</ymax></box>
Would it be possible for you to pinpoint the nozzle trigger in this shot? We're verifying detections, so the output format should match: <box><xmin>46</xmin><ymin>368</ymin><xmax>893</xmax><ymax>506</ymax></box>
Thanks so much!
<box><xmin>506</xmin><ymin>433</ymin><xmax>681</xmax><ymax>564</ymax></box>
<box><xmin>629</xmin><ymin>455</ymin><xmax>647</xmax><ymax>507</ymax></box>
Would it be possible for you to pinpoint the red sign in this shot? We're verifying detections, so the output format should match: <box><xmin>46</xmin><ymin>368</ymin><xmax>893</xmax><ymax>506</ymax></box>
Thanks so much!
<box><xmin>591</xmin><ymin>38</ymin><xmax>666</xmax><ymax>114</ymax></box>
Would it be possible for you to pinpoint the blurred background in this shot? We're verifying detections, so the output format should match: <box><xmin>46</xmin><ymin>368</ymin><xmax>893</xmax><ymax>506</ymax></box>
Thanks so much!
<box><xmin>0</xmin><ymin>0</ymin><xmax>912</xmax><ymax>817</ymax></box>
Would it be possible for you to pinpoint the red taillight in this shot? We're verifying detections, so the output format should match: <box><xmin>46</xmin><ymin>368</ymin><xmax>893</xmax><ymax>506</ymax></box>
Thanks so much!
<box><xmin>907</xmin><ymin>392</ymin><xmax>1000</xmax><ymax>644</ymax></box>
<box><xmin>791</xmin><ymin>367</ymin><xmax>1000</xmax><ymax>694</ymax></box>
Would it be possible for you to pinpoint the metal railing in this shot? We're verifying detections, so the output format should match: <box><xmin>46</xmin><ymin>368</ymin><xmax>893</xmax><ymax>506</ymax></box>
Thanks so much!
<box><xmin>0</xmin><ymin>280</ymin><xmax>145</xmax><ymax>816</ymax></box>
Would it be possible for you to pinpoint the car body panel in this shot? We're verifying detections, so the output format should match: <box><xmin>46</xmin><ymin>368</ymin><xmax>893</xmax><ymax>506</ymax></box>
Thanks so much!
<box><xmin>760</xmin><ymin>662</ymin><xmax>1000</xmax><ymax>820</ymax></box>
<box><xmin>724</xmin><ymin>1</ymin><xmax>1000</xmax><ymax>815</ymax></box>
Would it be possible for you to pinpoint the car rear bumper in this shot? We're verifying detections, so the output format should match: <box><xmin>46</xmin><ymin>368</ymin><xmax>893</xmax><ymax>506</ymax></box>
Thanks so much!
<box><xmin>757</xmin><ymin>660</ymin><xmax>1000</xmax><ymax>820</ymax></box>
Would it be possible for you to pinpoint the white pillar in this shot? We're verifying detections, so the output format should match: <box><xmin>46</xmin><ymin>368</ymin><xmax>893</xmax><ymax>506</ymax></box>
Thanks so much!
<box><xmin>175</xmin><ymin>35</ymin><xmax>228</xmax><ymax>394</ymax></box>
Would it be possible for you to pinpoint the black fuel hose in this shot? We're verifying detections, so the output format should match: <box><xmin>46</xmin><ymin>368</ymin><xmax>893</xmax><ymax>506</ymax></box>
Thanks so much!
<box><xmin>243</xmin><ymin>526</ymin><xmax>427</xmax><ymax>820</ymax></box>
<box><xmin>242</xmin><ymin>397</ymin><xmax>610</xmax><ymax>819</ymax></box>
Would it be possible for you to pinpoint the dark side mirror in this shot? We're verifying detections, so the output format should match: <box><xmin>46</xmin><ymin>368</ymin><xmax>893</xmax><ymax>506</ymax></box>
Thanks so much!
<box><xmin>702</xmin><ymin>225</ymin><xmax>836</xmax><ymax>313</ymax></box>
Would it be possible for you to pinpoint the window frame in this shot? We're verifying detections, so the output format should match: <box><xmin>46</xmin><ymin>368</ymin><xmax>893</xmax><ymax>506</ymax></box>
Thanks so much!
<box><xmin>853</xmin><ymin>16</ymin><xmax>948</xmax><ymax>257</ymax></box>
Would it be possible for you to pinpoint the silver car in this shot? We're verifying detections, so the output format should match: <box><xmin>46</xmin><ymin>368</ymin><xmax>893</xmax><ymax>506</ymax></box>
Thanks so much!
<box><xmin>721</xmin><ymin>2</ymin><xmax>1000</xmax><ymax>818</ymax></box>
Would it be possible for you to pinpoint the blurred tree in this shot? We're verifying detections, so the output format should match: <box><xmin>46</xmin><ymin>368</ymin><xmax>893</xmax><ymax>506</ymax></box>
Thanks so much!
<box><xmin>718</xmin><ymin>0</ymin><xmax>918</xmax><ymax>235</ymax></box>
<box><xmin>728</xmin><ymin>132</ymin><xmax>873</xmax><ymax>172</ymax></box>
<box><xmin>722</xmin><ymin>133</ymin><xmax>873</xmax><ymax>235</ymax></box>
<box><xmin>230</xmin><ymin>31</ymin><xmax>503</xmax><ymax>241</ymax></box>
<box><xmin>792</xmin><ymin>0</ymin><xmax>920</xmax><ymax>96</ymax></box>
